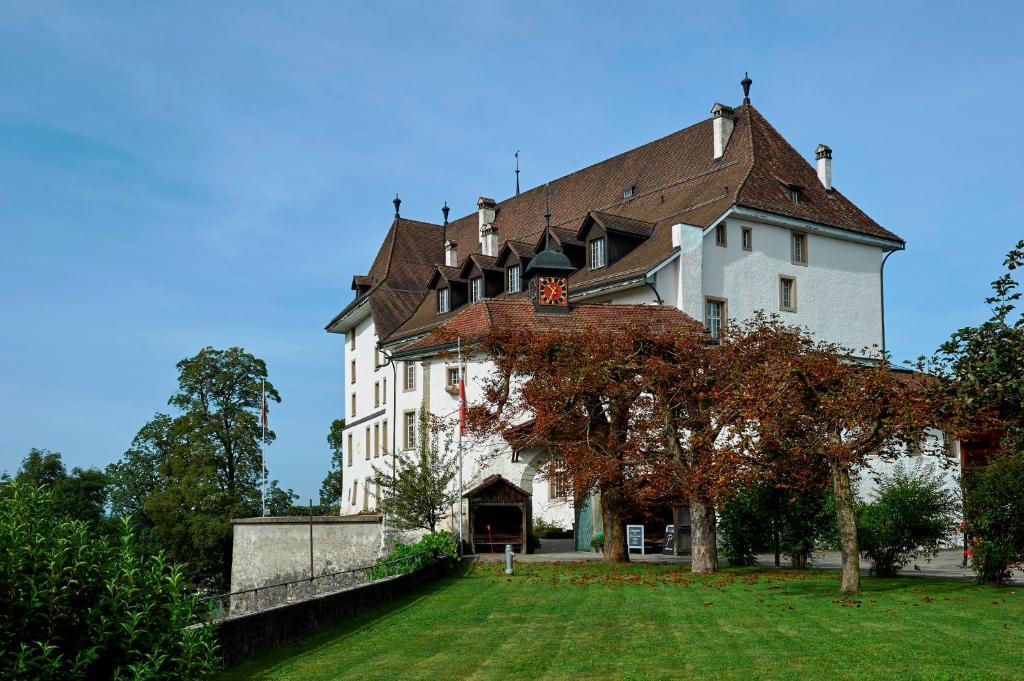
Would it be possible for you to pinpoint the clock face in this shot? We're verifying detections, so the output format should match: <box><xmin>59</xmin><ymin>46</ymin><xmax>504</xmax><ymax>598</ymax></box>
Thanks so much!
<box><xmin>538</xmin><ymin>276</ymin><xmax>568</xmax><ymax>307</ymax></box>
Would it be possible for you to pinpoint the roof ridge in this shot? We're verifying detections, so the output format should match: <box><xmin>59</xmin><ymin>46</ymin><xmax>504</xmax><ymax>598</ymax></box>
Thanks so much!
<box><xmin>734</xmin><ymin>103</ymin><xmax>758</xmax><ymax>204</ymax></box>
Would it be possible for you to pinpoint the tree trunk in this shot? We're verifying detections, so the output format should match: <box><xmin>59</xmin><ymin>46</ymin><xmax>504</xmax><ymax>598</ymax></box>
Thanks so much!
<box><xmin>831</xmin><ymin>461</ymin><xmax>860</xmax><ymax>594</ymax></box>
<box><xmin>791</xmin><ymin>552</ymin><xmax>808</xmax><ymax>569</ymax></box>
<box><xmin>690</xmin><ymin>499</ymin><xmax>718</xmax><ymax>574</ymax></box>
<box><xmin>600</xmin><ymin>501</ymin><xmax>629</xmax><ymax>563</ymax></box>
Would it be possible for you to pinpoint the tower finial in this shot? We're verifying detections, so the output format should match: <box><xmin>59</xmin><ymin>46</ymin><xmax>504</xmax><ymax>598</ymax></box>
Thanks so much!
<box><xmin>441</xmin><ymin>201</ymin><xmax>449</xmax><ymax>225</ymax></box>
<box><xmin>393</xmin><ymin>193</ymin><xmax>401</xmax><ymax>218</ymax></box>
<box><xmin>515</xmin><ymin>150</ymin><xmax>520</xmax><ymax>196</ymax></box>
<box><xmin>741</xmin><ymin>72</ymin><xmax>752</xmax><ymax>104</ymax></box>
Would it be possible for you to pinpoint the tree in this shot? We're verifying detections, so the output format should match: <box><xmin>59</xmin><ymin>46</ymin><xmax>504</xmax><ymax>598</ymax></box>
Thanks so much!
<box><xmin>962</xmin><ymin>448</ymin><xmax>1024</xmax><ymax>584</ymax></box>
<box><xmin>0</xmin><ymin>482</ymin><xmax>218</xmax><ymax>680</ymax></box>
<box><xmin>469</xmin><ymin>320</ymin><xmax>675</xmax><ymax>563</ymax></box>
<box><xmin>105</xmin><ymin>347</ymin><xmax>296</xmax><ymax>589</ymax></box>
<box><xmin>370</xmin><ymin>411</ymin><xmax>458</xmax><ymax>533</ymax></box>
<box><xmin>739</xmin><ymin>317</ymin><xmax>943</xmax><ymax>593</ymax></box>
<box><xmin>320</xmin><ymin>418</ymin><xmax>346</xmax><ymax>508</ymax></box>
<box><xmin>858</xmin><ymin>462</ymin><xmax>959</xmax><ymax>577</ymax></box>
<box><xmin>13</xmin><ymin>449</ymin><xmax>109</xmax><ymax>527</ymax></box>
<box><xmin>929</xmin><ymin>240</ymin><xmax>1024</xmax><ymax>449</ymax></box>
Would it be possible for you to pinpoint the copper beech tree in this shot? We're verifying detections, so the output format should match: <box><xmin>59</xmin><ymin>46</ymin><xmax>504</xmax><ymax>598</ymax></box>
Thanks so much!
<box><xmin>463</xmin><ymin>320</ymin><xmax>672</xmax><ymax>562</ymax></box>
<box><xmin>734</xmin><ymin>315</ymin><xmax>946</xmax><ymax>594</ymax></box>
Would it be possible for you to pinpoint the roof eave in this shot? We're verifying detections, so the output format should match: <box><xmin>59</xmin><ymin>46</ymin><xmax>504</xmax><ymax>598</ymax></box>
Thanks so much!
<box><xmin>325</xmin><ymin>294</ymin><xmax>371</xmax><ymax>334</ymax></box>
<box><xmin>726</xmin><ymin>205</ymin><xmax>905</xmax><ymax>251</ymax></box>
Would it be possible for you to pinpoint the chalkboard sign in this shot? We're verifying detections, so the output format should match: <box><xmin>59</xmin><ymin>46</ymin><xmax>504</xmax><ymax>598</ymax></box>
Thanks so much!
<box><xmin>662</xmin><ymin>524</ymin><xmax>675</xmax><ymax>555</ymax></box>
<box><xmin>626</xmin><ymin>524</ymin><xmax>645</xmax><ymax>555</ymax></box>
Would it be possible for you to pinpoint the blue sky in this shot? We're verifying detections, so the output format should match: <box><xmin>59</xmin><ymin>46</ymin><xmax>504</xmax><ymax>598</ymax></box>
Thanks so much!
<box><xmin>2</xmin><ymin>2</ymin><xmax>1022</xmax><ymax>500</ymax></box>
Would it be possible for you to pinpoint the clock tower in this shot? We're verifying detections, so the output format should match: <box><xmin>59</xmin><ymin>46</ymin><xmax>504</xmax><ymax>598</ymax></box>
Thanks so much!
<box><xmin>525</xmin><ymin>223</ymin><xmax>575</xmax><ymax>313</ymax></box>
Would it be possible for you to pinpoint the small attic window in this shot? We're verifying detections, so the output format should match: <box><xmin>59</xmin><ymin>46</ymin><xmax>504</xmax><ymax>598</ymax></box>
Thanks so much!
<box><xmin>789</xmin><ymin>187</ymin><xmax>802</xmax><ymax>204</ymax></box>
<box><xmin>623</xmin><ymin>186</ymin><xmax>635</xmax><ymax>199</ymax></box>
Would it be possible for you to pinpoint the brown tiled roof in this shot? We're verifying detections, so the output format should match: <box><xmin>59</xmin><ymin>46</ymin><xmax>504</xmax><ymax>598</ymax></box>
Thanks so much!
<box><xmin>332</xmin><ymin>103</ymin><xmax>902</xmax><ymax>342</ymax></box>
<box><xmin>427</xmin><ymin>265</ymin><xmax>466</xmax><ymax>288</ymax></box>
<box><xmin>458</xmin><ymin>253</ymin><xmax>501</xmax><ymax>278</ymax></box>
<box><xmin>393</xmin><ymin>299</ymin><xmax>691</xmax><ymax>356</ymax></box>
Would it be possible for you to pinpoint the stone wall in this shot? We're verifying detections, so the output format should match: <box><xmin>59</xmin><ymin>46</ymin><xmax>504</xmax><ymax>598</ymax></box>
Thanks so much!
<box><xmin>215</xmin><ymin>559</ymin><xmax>451</xmax><ymax>667</ymax></box>
<box><xmin>230</xmin><ymin>514</ymin><xmax>385</xmax><ymax>593</ymax></box>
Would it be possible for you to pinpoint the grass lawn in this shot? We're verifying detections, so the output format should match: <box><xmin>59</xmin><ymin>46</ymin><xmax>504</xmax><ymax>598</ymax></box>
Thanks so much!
<box><xmin>219</xmin><ymin>561</ymin><xmax>1023</xmax><ymax>681</ymax></box>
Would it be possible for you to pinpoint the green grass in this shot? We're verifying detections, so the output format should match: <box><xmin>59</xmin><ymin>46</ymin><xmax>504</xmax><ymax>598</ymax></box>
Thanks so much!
<box><xmin>219</xmin><ymin>562</ymin><xmax>1024</xmax><ymax>681</ymax></box>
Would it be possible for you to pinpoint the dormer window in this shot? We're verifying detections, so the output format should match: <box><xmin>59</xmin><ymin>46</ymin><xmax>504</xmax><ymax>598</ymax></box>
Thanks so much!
<box><xmin>623</xmin><ymin>186</ymin><xmax>634</xmax><ymax>199</ymax></box>
<box><xmin>590</xmin><ymin>237</ymin><xmax>606</xmax><ymax>270</ymax></box>
<box><xmin>438</xmin><ymin>287</ymin><xmax>450</xmax><ymax>313</ymax></box>
<box><xmin>789</xmin><ymin>187</ymin><xmax>801</xmax><ymax>203</ymax></box>
<box><xmin>470</xmin><ymin>277</ymin><xmax>483</xmax><ymax>302</ymax></box>
<box><xmin>507</xmin><ymin>265</ymin><xmax>521</xmax><ymax>293</ymax></box>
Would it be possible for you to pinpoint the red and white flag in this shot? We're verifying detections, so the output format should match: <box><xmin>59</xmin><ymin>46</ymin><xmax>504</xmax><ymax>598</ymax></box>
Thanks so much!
<box><xmin>458</xmin><ymin>374</ymin><xmax>466</xmax><ymax>436</ymax></box>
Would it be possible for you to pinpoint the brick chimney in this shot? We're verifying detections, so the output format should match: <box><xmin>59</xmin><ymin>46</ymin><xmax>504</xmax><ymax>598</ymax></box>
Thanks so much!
<box><xmin>711</xmin><ymin>103</ymin><xmax>735</xmax><ymax>159</ymax></box>
<box><xmin>478</xmin><ymin>197</ymin><xmax>498</xmax><ymax>256</ymax></box>
<box><xmin>816</xmin><ymin>144</ymin><xmax>832</xmax><ymax>190</ymax></box>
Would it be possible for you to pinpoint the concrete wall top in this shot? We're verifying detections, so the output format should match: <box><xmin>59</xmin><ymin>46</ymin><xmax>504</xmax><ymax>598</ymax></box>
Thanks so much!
<box><xmin>232</xmin><ymin>514</ymin><xmax>382</xmax><ymax>525</ymax></box>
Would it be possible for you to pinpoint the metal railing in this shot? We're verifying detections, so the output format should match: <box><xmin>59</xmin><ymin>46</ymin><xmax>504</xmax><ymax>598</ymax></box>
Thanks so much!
<box><xmin>199</xmin><ymin>548</ymin><xmax>441</xmax><ymax>621</ymax></box>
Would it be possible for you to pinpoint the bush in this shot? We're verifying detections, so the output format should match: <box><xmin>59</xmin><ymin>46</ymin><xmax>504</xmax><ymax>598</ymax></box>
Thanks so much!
<box><xmin>719</xmin><ymin>485</ymin><xmax>833</xmax><ymax>567</ymax></box>
<box><xmin>719</xmin><ymin>487</ymin><xmax>773</xmax><ymax>566</ymax></box>
<box><xmin>590</xmin><ymin>533</ymin><xmax>604</xmax><ymax>552</ymax></box>
<box><xmin>0</xmin><ymin>482</ymin><xmax>218</xmax><ymax>680</ymax></box>
<box><xmin>372</xmin><ymin>531</ymin><xmax>458</xmax><ymax>579</ymax></box>
<box><xmin>533</xmin><ymin>517</ymin><xmax>570</xmax><ymax>538</ymax></box>
<box><xmin>858</xmin><ymin>462</ymin><xmax>959</xmax><ymax>577</ymax></box>
<box><xmin>963</xmin><ymin>449</ymin><xmax>1024</xmax><ymax>584</ymax></box>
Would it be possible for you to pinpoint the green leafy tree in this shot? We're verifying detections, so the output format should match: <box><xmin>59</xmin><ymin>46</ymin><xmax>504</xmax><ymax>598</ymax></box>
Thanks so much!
<box><xmin>320</xmin><ymin>418</ymin><xmax>346</xmax><ymax>508</ymax></box>
<box><xmin>12</xmin><ymin>449</ymin><xmax>109</xmax><ymax>526</ymax></box>
<box><xmin>0</xmin><ymin>482</ymin><xmax>218</xmax><ymax>680</ymax></box>
<box><xmin>370</xmin><ymin>411</ymin><xmax>458</xmax><ymax>533</ymax></box>
<box><xmin>930</xmin><ymin>240</ymin><xmax>1024</xmax><ymax>448</ymax></box>
<box><xmin>857</xmin><ymin>462</ymin><xmax>959</xmax><ymax>577</ymax></box>
<box><xmin>963</xmin><ymin>448</ymin><xmax>1024</xmax><ymax>584</ymax></box>
<box><xmin>106</xmin><ymin>347</ymin><xmax>296</xmax><ymax>589</ymax></box>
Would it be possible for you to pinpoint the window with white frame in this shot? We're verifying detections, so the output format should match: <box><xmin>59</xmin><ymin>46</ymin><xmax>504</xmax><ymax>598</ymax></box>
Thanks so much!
<box><xmin>590</xmin><ymin>237</ymin><xmax>606</xmax><ymax>269</ymax></box>
<box><xmin>404</xmin><ymin>362</ymin><xmax>416</xmax><ymax>391</ymax></box>
<box><xmin>549</xmin><ymin>466</ymin><xmax>571</xmax><ymax>500</ymax></box>
<box><xmin>350</xmin><ymin>392</ymin><xmax>356</xmax><ymax>417</ymax></box>
<box><xmin>507</xmin><ymin>265</ymin><xmax>521</xmax><ymax>293</ymax></box>
<box><xmin>350</xmin><ymin>359</ymin><xmax>356</xmax><ymax>384</ymax></box>
<box><xmin>447</xmin><ymin>366</ymin><xmax>460</xmax><ymax>389</ymax></box>
<box><xmin>438</xmin><ymin>287</ymin><xmax>450</xmax><ymax>313</ymax></box>
<box><xmin>347</xmin><ymin>433</ymin><xmax>353</xmax><ymax>466</ymax></box>
<box><xmin>705</xmin><ymin>298</ymin><xmax>725</xmax><ymax>339</ymax></box>
<box><xmin>470</xmin><ymin>277</ymin><xmax>483</xmax><ymax>302</ymax></box>
<box><xmin>374</xmin><ymin>424</ymin><xmax>380</xmax><ymax>458</ymax></box>
<box><xmin>374</xmin><ymin>381</ymin><xmax>380</xmax><ymax>408</ymax></box>
<box><xmin>382</xmin><ymin>420</ymin><xmax>388</xmax><ymax>454</ymax></box>
<box><xmin>779</xmin><ymin>276</ymin><xmax>796</xmax><ymax>312</ymax></box>
<box><xmin>742</xmin><ymin>227</ymin><xmax>752</xmax><ymax>251</ymax></box>
<box><xmin>791</xmin><ymin>232</ymin><xmax>808</xmax><ymax>265</ymax></box>
<box><xmin>382</xmin><ymin>377</ymin><xmax>387</xmax><ymax>404</ymax></box>
<box><xmin>364</xmin><ymin>427</ymin><xmax>370</xmax><ymax>460</ymax></box>
<box><xmin>403</xmin><ymin>410</ymin><xmax>417</xmax><ymax>450</ymax></box>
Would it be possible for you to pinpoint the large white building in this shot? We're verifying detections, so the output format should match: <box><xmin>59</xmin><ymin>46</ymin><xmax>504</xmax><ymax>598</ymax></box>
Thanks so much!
<box><xmin>325</xmin><ymin>80</ymin><xmax>952</xmax><ymax>552</ymax></box>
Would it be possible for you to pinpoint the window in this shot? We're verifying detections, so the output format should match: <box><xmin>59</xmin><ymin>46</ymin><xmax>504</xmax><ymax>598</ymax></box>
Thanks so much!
<box><xmin>351</xmin><ymin>479</ymin><xmax>358</xmax><ymax>505</ymax></box>
<box><xmin>549</xmin><ymin>466</ymin><xmax>571</xmax><ymax>500</ymax></box>
<box><xmin>404</xmin><ymin>362</ymin><xmax>416</xmax><ymax>391</ymax></box>
<box><xmin>623</xmin><ymin>186</ymin><xmax>634</xmax><ymax>199</ymax></box>
<box><xmin>404</xmin><ymin>411</ymin><xmax>417</xmax><ymax>450</ymax></box>
<box><xmin>742</xmin><ymin>227</ymin><xmax>752</xmax><ymax>252</ymax></box>
<box><xmin>779</xmin><ymin>276</ymin><xmax>796</xmax><ymax>312</ymax></box>
<box><xmin>705</xmin><ymin>298</ymin><xmax>726</xmax><ymax>340</ymax></box>
<box><xmin>507</xmin><ymin>265</ymin><xmax>521</xmax><ymax>293</ymax></box>
<box><xmin>375</xmin><ymin>346</ymin><xmax>381</xmax><ymax>368</ymax></box>
<box><xmin>791</xmin><ymin>232</ymin><xmax>808</xmax><ymax>265</ymax></box>
<box><xmin>715</xmin><ymin>223</ymin><xmax>727</xmax><ymax>247</ymax></box>
<box><xmin>789</xmin><ymin>188</ymin><xmax>801</xmax><ymax>203</ymax></box>
<box><xmin>349</xmin><ymin>330</ymin><xmax>355</xmax><ymax>351</ymax></box>
<box><xmin>382</xmin><ymin>420</ymin><xmax>388</xmax><ymax>454</ymax></box>
<box><xmin>350</xmin><ymin>392</ymin><xmax>356</xmax><ymax>417</ymax></box>
<box><xmin>374</xmin><ymin>424</ymin><xmax>380</xmax><ymax>457</ymax></box>
<box><xmin>347</xmin><ymin>433</ymin><xmax>353</xmax><ymax>467</ymax></box>
<box><xmin>382</xmin><ymin>377</ymin><xmax>387</xmax><ymax>404</ymax></box>
<box><xmin>438</xmin><ymin>287</ymin><xmax>450</xmax><ymax>313</ymax></box>
<box><xmin>447</xmin><ymin>367</ymin><xmax>461</xmax><ymax>389</ymax></box>
<box><xmin>470</xmin><ymin>277</ymin><xmax>483</xmax><ymax>302</ymax></box>
<box><xmin>374</xmin><ymin>381</ymin><xmax>380</xmax><ymax>408</ymax></box>
<box><xmin>365</xmin><ymin>427</ymin><xmax>370</xmax><ymax>460</ymax></box>
<box><xmin>362</xmin><ymin>481</ymin><xmax>370</xmax><ymax>511</ymax></box>
<box><xmin>350</xmin><ymin>359</ymin><xmax>356</xmax><ymax>384</ymax></box>
<box><xmin>590</xmin><ymin>237</ymin><xmax>606</xmax><ymax>269</ymax></box>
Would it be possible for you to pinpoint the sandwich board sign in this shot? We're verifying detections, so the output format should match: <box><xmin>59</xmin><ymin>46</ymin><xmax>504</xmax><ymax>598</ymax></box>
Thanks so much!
<box><xmin>662</xmin><ymin>524</ymin><xmax>675</xmax><ymax>555</ymax></box>
<box><xmin>626</xmin><ymin>524</ymin><xmax>645</xmax><ymax>555</ymax></box>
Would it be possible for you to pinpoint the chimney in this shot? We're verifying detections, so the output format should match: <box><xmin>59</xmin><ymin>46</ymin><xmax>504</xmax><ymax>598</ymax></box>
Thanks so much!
<box><xmin>444</xmin><ymin>240</ymin><xmax>458</xmax><ymax>267</ymax></box>
<box><xmin>711</xmin><ymin>103</ymin><xmax>735</xmax><ymax>159</ymax></box>
<box><xmin>478</xmin><ymin>197</ymin><xmax>498</xmax><ymax>256</ymax></box>
<box><xmin>815</xmin><ymin>144</ymin><xmax>832</xmax><ymax>190</ymax></box>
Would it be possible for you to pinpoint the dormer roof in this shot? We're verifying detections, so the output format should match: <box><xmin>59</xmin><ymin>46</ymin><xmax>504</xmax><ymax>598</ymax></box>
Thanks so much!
<box><xmin>577</xmin><ymin>211</ymin><xmax>657</xmax><ymax>240</ymax></box>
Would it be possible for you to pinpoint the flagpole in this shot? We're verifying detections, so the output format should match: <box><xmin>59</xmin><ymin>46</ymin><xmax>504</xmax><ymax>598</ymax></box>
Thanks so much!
<box><xmin>457</xmin><ymin>338</ymin><xmax>465</xmax><ymax>556</ymax></box>
<box><xmin>261</xmin><ymin>378</ymin><xmax>267</xmax><ymax>517</ymax></box>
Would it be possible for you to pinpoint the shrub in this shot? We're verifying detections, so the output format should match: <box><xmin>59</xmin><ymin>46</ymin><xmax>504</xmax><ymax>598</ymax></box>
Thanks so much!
<box><xmin>963</xmin><ymin>449</ymin><xmax>1024</xmax><ymax>584</ymax></box>
<box><xmin>719</xmin><ymin>485</ymin><xmax>833</xmax><ymax>567</ymax></box>
<box><xmin>372</xmin><ymin>531</ymin><xmax>458</xmax><ymax>578</ymax></box>
<box><xmin>858</xmin><ymin>462</ymin><xmax>959</xmax><ymax>577</ymax></box>
<box><xmin>719</xmin><ymin>487</ymin><xmax>773</xmax><ymax>566</ymax></box>
<box><xmin>533</xmin><ymin>517</ymin><xmax>570</xmax><ymax>538</ymax></box>
<box><xmin>0</xmin><ymin>482</ymin><xmax>219</xmax><ymax>680</ymax></box>
<box><xmin>590</xmin><ymin>533</ymin><xmax>605</xmax><ymax>552</ymax></box>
